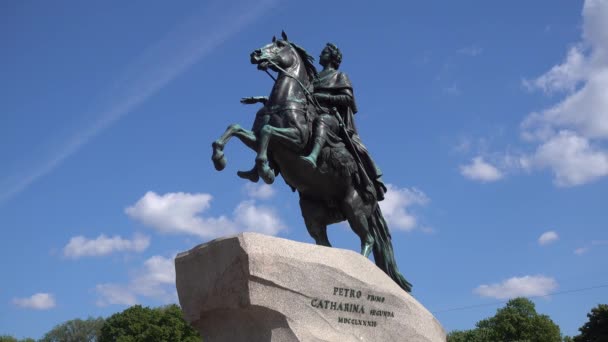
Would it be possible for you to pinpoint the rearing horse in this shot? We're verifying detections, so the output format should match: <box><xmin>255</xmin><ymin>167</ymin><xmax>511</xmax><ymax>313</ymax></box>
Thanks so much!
<box><xmin>211</xmin><ymin>32</ymin><xmax>412</xmax><ymax>292</ymax></box>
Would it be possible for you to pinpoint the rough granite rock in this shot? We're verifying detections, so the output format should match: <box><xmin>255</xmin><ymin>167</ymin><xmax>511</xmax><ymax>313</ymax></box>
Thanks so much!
<box><xmin>175</xmin><ymin>232</ymin><xmax>446</xmax><ymax>342</ymax></box>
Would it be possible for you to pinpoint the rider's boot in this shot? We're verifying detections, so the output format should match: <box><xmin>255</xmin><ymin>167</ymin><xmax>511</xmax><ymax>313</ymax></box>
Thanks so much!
<box><xmin>237</xmin><ymin>166</ymin><xmax>260</xmax><ymax>183</ymax></box>
<box><xmin>256</xmin><ymin>158</ymin><xmax>276</xmax><ymax>184</ymax></box>
<box><xmin>300</xmin><ymin>124</ymin><xmax>328</xmax><ymax>168</ymax></box>
<box><xmin>375</xmin><ymin>177</ymin><xmax>388</xmax><ymax>201</ymax></box>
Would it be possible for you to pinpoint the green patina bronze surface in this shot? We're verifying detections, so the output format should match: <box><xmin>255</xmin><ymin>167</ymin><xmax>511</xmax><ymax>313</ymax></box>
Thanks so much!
<box><xmin>211</xmin><ymin>31</ymin><xmax>412</xmax><ymax>293</ymax></box>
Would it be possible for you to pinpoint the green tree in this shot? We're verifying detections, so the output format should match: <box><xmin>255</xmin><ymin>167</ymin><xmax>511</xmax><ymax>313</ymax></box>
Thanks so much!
<box><xmin>573</xmin><ymin>304</ymin><xmax>608</xmax><ymax>342</ymax></box>
<box><xmin>476</xmin><ymin>297</ymin><xmax>562</xmax><ymax>342</ymax></box>
<box><xmin>447</xmin><ymin>297</ymin><xmax>562</xmax><ymax>342</ymax></box>
<box><xmin>0</xmin><ymin>337</ymin><xmax>18</xmax><ymax>342</ymax></box>
<box><xmin>447</xmin><ymin>329</ymin><xmax>483</xmax><ymax>342</ymax></box>
<box><xmin>0</xmin><ymin>336</ymin><xmax>35</xmax><ymax>342</ymax></box>
<box><xmin>39</xmin><ymin>317</ymin><xmax>105</xmax><ymax>342</ymax></box>
<box><xmin>99</xmin><ymin>304</ymin><xmax>200</xmax><ymax>342</ymax></box>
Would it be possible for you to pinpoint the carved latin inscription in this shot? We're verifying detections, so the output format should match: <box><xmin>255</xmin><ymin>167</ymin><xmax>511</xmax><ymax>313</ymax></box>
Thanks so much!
<box><xmin>309</xmin><ymin>286</ymin><xmax>395</xmax><ymax>328</ymax></box>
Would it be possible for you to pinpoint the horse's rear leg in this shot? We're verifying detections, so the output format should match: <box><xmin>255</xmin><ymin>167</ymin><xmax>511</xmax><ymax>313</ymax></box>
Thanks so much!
<box><xmin>212</xmin><ymin>124</ymin><xmax>256</xmax><ymax>171</ymax></box>
<box><xmin>308</xmin><ymin>224</ymin><xmax>331</xmax><ymax>247</ymax></box>
<box><xmin>300</xmin><ymin>196</ymin><xmax>331</xmax><ymax>247</ymax></box>
<box><xmin>342</xmin><ymin>187</ymin><xmax>374</xmax><ymax>257</ymax></box>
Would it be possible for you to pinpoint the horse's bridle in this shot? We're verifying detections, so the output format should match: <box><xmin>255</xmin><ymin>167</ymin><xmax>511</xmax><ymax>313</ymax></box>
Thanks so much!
<box><xmin>263</xmin><ymin>45</ymin><xmax>325</xmax><ymax>113</ymax></box>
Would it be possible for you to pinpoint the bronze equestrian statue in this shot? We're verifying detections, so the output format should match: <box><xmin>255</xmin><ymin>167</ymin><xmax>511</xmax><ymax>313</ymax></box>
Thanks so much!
<box><xmin>211</xmin><ymin>31</ymin><xmax>412</xmax><ymax>292</ymax></box>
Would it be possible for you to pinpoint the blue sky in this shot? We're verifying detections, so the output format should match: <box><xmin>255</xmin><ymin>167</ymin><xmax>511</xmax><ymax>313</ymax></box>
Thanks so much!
<box><xmin>1</xmin><ymin>0</ymin><xmax>607</xmax><ymax>339</ymax></box>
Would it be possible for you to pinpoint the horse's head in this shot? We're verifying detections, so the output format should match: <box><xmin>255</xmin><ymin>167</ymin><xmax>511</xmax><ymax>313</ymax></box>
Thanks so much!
<box><xmin>250</xmin><ymin>31</ymin><xmax>299</xmax><ymax>72</ymax></box>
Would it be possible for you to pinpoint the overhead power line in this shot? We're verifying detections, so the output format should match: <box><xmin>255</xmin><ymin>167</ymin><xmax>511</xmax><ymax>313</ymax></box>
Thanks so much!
<box><xmin>433</xmin><ymin>283</ymin><xmax>608</xmax><ymax>314</ymax></box>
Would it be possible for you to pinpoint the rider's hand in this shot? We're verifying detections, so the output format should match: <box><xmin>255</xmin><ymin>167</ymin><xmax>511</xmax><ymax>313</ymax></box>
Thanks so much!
<box><xmin>240</xmin><ymin>96</ymin><xmax>268</xmax><ymax>105</ymax></box>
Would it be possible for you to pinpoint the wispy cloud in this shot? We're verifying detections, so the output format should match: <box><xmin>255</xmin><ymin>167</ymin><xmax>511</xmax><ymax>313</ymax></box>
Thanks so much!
<box><xmin>63</xmin><ymin>233</ymin><xmax>150</xmax><ymax>258</ymax></box>
<box><xmin>462</xmin><ymin>1</ymin><xmax>608</xmax><ymax>187</ymax></box>
<box><xmin>13</xmin><ymin>293</ymin><xmax>56</xmax><ymax>310</ymax></box>
<box><xmin>244</xmin><ymin>183</ymin><xmax>276</xmax><ymax>200</ymax></box>
<box><xmin>474</xmin><ymin>275</ymin><xmax>558</xmax><ymax>299</ymax></box>
<box><xmin>519</xmin><ymin>0</ymin><xmax>608</xmax><ymax>187</ymax></box>
<box><xmin>538</xmin><ymin>231</ymin><xmax>559</xmax><ymax>246</ymax></box>
<box><xmin>96</xmin><ymin>255</ymin><xmax>176</xmax><ymax>306</ymax></box>
<box><xmin>125</xmin><ymin>190</ymin><xmax>285</xmax><ymax>239</ymax></box>
<box><xmin>379</xmin><ymin>184</ymin><xmax>429</xmax><ymax>232</ymax></box>
<box><xmin>0</xmin><ymin>0</ymin><xmax>278</xmax><ymax>204</ymax></box>
<box><xmin>574</xmin><ymin>239</ymin><xmax>608</xmax><ymax>255</ymax></box>
<box><xmin>460</xmin><ymin>156</ymin><xmax>504</xmax><ymax>182</ymax></box>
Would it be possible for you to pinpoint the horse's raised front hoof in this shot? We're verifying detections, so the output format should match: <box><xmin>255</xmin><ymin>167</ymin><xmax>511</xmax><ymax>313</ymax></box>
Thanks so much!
<box><xmin>237</xmin><ymin>168</ymin><xmax>260</xmax><ymax>183</ymax></box>
<box><xmin>211</xmin><ymin>142</ymin><xmax>227</xmax><ymax>171</ymax></box>
<box><xmin>212</xmin><ymin>153</ymin><xmax>226</xmax><ymax>171</ymax></box>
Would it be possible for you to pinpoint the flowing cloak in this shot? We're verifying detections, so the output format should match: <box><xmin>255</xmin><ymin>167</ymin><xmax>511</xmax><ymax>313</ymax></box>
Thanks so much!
<box><xmin>313</xmin><ymin>69</ymin><xmax>359</xmax><ymax>134</ymax></box>
<box><xmin>313</xmin><ymin>69</ymin><xmax>387</xmax><ymax>200</ymax></box>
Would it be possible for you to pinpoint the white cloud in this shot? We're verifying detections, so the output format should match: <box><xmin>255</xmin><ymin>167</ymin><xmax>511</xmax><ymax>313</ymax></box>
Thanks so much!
<box><xmin>95</xmin><ymin>284</ymin><xmax>137</xmax><ymax>306</ymax></box>
<box><xmin>523</xmin><ymin>71</ymin><xmax>608</xmax><ymax>141</ymax></box>
<box><xmin>379</xmin><ymin>184</ymin><xmax>429</xmax><ymax>232</ymax></box>
<box><xmin>538</xmin><ymin>231</ymin><xmax>559</xmax><ymax>246</ymax></box>
<box><xmin>519</xmin><ymin>0</ymin><xmax>608</xmax><ymax>186</ymax></box>
<box><xmin>573</xmin><ymin>240</ymin><xmax>608</xmax><ymax>255</ymax></box>
<box><xmin>523</xmin><ymin>46</ymin><xmax>587</xmax><ymax>94</ymax></box>
<box><xmin>129</xmin><ymin>256</ymin><xmax>176</xmax><ymax>299</ymax></box>
<box><xmin>125</xmin><ymin>191</ymin><xmax>232</xmax><ymax>237</ymax></box>
<box><xmin>96</xmin><ymin>255</ymin><xmax>176</xmax><ymax>307</ymax></box>
<box><xmin>474</xmin><ymin>275</ymin><xmax>558</xmax><ymax>299</ymax></box>
<box><xmin>460</xmin><ymin>156</ymin><xmax>503</xmax><ymax>182</ymax></box>
<box><xmin>0</xmin><ymin>0</ymin><xmax>278</xmax><ymax>204</ymax></box>
<box><xmin>527</xmin><ymin>131</ymin><xmax>608</xmax><ymax>186</ymax></box>
<box><xmin>13</xmin><ymin>293</ymin><xmax>56</xmax><ymax>310</ymax></box>
<box><xmin>63</xmin><ymin>233</ymin><xmax>150</xmax><ymax>258</ymax></box>
<box><xmin>233</xmin><ymin>200</ymin><xmax>285</xmax><ymax>235</ymax></box>
<box><xmin>244</xmin><ymin>183</ymin><xmax>275</xmax><ymax>200</ymax></box>
<box><xmin>125</xmin><ymin>191</ymin><xmax>285</xmax><ymax>239</ymax></box>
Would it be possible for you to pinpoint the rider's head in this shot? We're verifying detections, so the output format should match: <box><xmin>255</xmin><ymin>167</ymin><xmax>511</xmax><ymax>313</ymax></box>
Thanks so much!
<box><xmin>320</xmin><ymin>43</ymin><xmax>342</xmax><ymax>69</ymax></box>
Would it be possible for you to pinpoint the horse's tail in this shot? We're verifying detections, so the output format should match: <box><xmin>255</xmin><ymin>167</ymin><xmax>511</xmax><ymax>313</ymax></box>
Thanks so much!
<box><xmin>369</xmin><ymin>205</ymin><xmax>413</xmax><ymax>293</ymax></box>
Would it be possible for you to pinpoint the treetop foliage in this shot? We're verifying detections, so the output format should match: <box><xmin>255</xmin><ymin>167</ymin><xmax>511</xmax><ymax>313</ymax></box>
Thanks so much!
<box><xmin>447</xmin><ymin>297</ymin><xmax>562</xmax><ymax>342</ymax></box>
<box><xmin>99</xmin><ymin>304</ymin><xmax>200</xmax><ymax>342</ymax></box>
<box><xmin>572</xmin><ymin>304</ymin><xmax>608</xmax><ymax>342</ymax></box>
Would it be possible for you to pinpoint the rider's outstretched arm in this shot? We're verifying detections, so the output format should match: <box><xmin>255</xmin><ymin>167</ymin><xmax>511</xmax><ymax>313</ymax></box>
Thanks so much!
<box><xmin>240</xmin><ymin>96</ymin><xmax>268</xmax><ymax>105</ymax></box>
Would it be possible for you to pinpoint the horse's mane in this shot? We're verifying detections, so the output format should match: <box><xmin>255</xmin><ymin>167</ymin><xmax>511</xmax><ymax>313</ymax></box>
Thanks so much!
<box><xmin>289</xmin><ymin>42</ymin><xmax>318</xmax><ymax>83</ymax></box>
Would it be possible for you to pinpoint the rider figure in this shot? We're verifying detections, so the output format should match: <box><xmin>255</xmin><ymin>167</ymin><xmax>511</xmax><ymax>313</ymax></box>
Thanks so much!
<box><xmin>239</xmin><ymin>43</ymin><xmax>386</xmax><ymax>201</ymax></box>
<box><xmin>302</xmin><ymin>43</ymin><xmax>387</xmax><ymax>201</ymax></box>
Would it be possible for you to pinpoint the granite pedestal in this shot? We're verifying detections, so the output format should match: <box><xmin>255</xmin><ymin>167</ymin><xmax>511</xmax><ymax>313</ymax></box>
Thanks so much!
<box><xmin>175</xmin><ymin>232</ymin><xmax>446</xmax><ymax>342</ymax></box>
